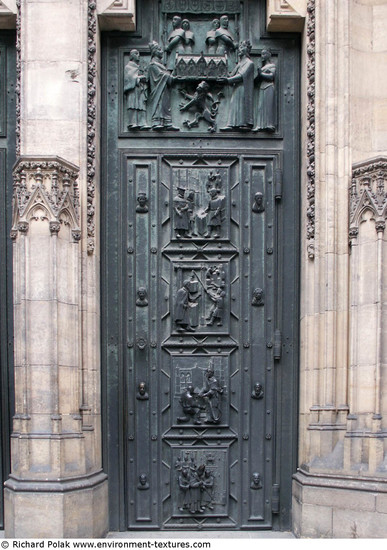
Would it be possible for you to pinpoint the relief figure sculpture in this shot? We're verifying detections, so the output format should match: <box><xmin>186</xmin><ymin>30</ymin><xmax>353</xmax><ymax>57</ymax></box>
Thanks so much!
<box><xmin>199</xmin><ymin>365</ymin><xmax>224</xmax><ymax>424</ymax></box>
<box><xmin>254</xmin><ymin>49</ymin><xmax>277</xmax><ymax>133</ymax></box>
<box><xmin>166</xmin><ymin>15</ymin><xmax>185</xmax><ymax>70</ymax></box>
<box><xmin>204</xmin><ymin>186</ymin><xmax>225</xmax><ymax>238</ymax></box>
<box><xmin>176</xmin><ymin>455</ymin><xmax>215</xmax><ymax>514</ymax></box>
<box><xmin>206</xmin><ymin>287</ymin><xmax>226</xmax><ymax>327</ymax></box>
<box><xmin>215</xmin><ymin>15</ymin><xmax>236</xmax><ymax>56</ymax></box>
<box><xmin>252</xmin><ymin>191</ymin><xmax>264</xmax><ymax>213</ymax></box>
<box><xmin>178</xmin><ymin>384</ymin><xmax>203</xmax><ymax>424</ymax></box>
<box><xmin>173</xmin><ymin>185</ymin><xmax>190</xmax><ymax>238</ymax></box>
<box><xmin>182</xmin><ymin>19</ymin><xmax>195</xmax><ymax>53</ymax></box>
<box><xmin>147</xmin><ymin>41</ymin><xmax>179</xmax><ymax>131</ymax></box>
<box><xmin>136</xmin><ymin>191</ymin><xmax>149</xmax><ymax>213</ymax></box>
<box><xmin>250</xmin><ymin>472</ymin><xmax>263</xmax><ymax>490</ymax></box>
<box><xmin>251</xmin><ymin>382</ymin><xmax>264</xmax><ymax>400</ymax></box>
<box><xmin>174</xmin><ymin>279</ymin><xmax>199</xmax><ymax>332</ymax></box>
<box><xmin>137</xmin><ymin>474</ymin><xmax>150</xmax><ymax>490</ymax></box>
<box><xmin>136</xmin><ymin>287</ymin><xmax>148</xmax><ymax>307</ymax></box>
<box><xmin>221</xmin><ymin>41</ymin><xmax>254</xmax><ymax>131</ymax></box>
<box><xmin>186</xmin><ymin>190</ymin><xmax>198</xmax><ymax>237</ymax></box>
<box><xmin>205</xmin><ymin>19</ymin><xmax>220</xmax><ymax>54</ymax></box>
<box><xmin>123</xmin><ymin>49</ymin><xmax>149</xmax><ymax>130</ymax></box>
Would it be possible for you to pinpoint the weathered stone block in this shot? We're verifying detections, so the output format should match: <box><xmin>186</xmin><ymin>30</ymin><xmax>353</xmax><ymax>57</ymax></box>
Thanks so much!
<box><xmin>333</xmin><ymin>508</ymin><xmax>387</xmax><ymax>538</ymax></box>
<box><xmin>301</xmin><ymin>503</ymin><xmax>333</xmax><ymax>538</ymax></box>
<box><xmin>376</xmin><ymin>493</ymin><xmax>387</xmax><ymax>514</ymax></box>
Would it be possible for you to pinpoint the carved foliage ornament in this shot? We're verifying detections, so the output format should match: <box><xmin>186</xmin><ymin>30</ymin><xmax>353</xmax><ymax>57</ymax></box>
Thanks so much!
<box><xmin>87</xmin><ymin>0</ymin><xmax>97</xmax><ymax>254</ymax></box>
<box><xmin>11</xmin><ymin>159</ymin><xmax>81</xmax><ymax>242</ymax></box>
<box><xmin>306</xmin><ymin>0</ymin><xmax>316</xmax><ymax>260</ymax></box>
<box><xmin>16</xmin><ymin>0</ymin><xmax>21</xmax><ymax>156</ymax></box>
<box><xmin>349</xmin><ymin>158</ymin><xmax>387</xmax><ymax>243</ymax></box>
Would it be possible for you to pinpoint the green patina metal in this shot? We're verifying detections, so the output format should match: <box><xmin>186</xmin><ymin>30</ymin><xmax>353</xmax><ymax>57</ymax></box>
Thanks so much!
<box><xmin>0</xmin><ymin>31</ymin><xmax>16</xmax><ymax>529</ymax></box>
<box><xmin>102</xmin><ymin>0</ymin><xmax>300</xmax><ymax>531</ymax></box>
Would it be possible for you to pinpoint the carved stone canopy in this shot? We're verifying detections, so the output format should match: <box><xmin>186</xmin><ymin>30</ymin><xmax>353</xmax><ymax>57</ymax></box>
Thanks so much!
<box><xmin>11</xmin><ymin>156</ymin><xmax>81</xmax><ymax>242</ymax></box>
<box><xmin>349</xmin><ymin>156</ymin><xmax>387</xmax><ymax>240</ymax></box>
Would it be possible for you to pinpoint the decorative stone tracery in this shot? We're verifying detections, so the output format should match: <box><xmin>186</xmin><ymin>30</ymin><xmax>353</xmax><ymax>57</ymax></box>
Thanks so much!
<box><xmin>11</xmin><ymin>157</ymin><xmax>81</xmax><ymax>242</ymax></box>
<box><xmin>349</xmin><ymin>157</ymin><xmax>387</xmax><ymax>243</ymax></box>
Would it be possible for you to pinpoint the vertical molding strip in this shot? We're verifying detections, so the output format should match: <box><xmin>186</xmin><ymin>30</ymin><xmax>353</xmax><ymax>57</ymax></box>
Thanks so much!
<box><xmin>87</xmin><ymin>0</ymin><xmax>97</xmax><ymax>254</ymax></box>
<box><xmin>306</xmin><ymin>0</ymin><xmax>315</xmax><ymax>260</ymax></box>
<box><xmin>15</xmin><ymin>0</ymin><xmax>20</xmax><ymax>157</ymax></box>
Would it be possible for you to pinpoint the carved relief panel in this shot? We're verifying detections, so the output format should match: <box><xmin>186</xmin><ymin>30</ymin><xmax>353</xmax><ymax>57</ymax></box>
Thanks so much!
<box><xmin>103</xmin><ymin>0</ymin><xmax>300</xmax><ymax>532</ymax></box>
<box><xmin>120</xmin><ymin>1</ymin><xmax>279</xmax><ymax>135</ymax></box>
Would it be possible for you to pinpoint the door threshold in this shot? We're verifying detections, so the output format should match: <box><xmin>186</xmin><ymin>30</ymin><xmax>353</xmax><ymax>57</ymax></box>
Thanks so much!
<box><xmin>107</xmin><ymin>531</ymin><xmax>295</xmax><ymax>539</ymax></box>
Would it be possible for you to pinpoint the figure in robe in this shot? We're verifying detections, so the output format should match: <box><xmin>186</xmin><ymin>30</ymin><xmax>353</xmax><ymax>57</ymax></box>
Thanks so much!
<box><xmin>200</xmin><ymin>366</ymin><xmax>223</xmax><ymax>424</ymax></box>
<box><xmin>254</xmin><ymin>49</ymin><xmax>277</xmax><ymax>132</ymax></box>
<box><xmin>123</xmin><ymin>49</ymin><xmax>149</xmax><ymax>130</ymax></box>
<box><xmin>166</xmin><ymin>15</ymin><xmax>185</xmax><ymax>70</ymax></box>
<box><xmin>173</xmin><ymin>185</ymin><xmax>190</xmax><ymax>238</ymax></box>
<box><xmin>204</xmin><ymin>187</ymin><xmax>224</xmax><ymax>238</ymax></box>
<box><xmin>182</xmin><ymin>19</ymin><xmax>195</xmax><ymax>53</ymax></box>
<box><xmin>215</xmin><ymin>15</ymin><xmax>236</xmax><ymax>56</ymax></box>
<box><xmin>147</xmin><ymin>41</ymin><xmax>179</xmax><ymax>131</ymax></box>
<box><xmin>205</xmin><ymin>18</ymin><xmax>220</xmax><ymax>54</ymax></box>
<box><xmin>221</xmin><ymin>41</ymin><xmax>254</xmax><ymax>131</ymax></box>
<box><xmin>174</xmin><ymin>280</ymin><xmax>197</xmax><ymax>332</ymax></box>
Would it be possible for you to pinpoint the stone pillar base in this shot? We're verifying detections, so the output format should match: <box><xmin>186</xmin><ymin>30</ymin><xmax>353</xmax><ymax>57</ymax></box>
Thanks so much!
<box><xmin>293</xmin><ymin>469</ymin><xmax>387</xmax><ymax>538</ymax></box>
<box><xmin>4</xmin><ymin>472</ymin><xmax>108</xmax><ymax>538</ymax></box>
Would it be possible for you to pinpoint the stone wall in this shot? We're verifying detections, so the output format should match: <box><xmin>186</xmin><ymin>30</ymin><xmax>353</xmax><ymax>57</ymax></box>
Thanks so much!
<box><xmin>294</xmin><ymin>0</ymin><xmax>387</xmax><ymax>538</ymax></box>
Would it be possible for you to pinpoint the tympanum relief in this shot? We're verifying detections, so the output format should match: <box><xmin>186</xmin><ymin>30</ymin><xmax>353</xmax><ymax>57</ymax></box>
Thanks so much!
<box><xmin>122</xmin><ymin>7</ymin><xmax>278</xmax><ymax>134</ymax></box>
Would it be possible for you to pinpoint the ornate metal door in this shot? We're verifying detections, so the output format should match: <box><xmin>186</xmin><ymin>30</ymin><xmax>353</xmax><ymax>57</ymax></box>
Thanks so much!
<box><xmin>0</xmin><ymin>31</ymin><xmax>16</xmax><ymax>529</ymax></box>
<box><xmin>102</xmin><ymin>0</ymin><xmax>299</xmax><ymax>531</ymax></box>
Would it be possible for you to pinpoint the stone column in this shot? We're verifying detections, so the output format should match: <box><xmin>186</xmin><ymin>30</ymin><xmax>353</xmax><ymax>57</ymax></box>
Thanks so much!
<box><xmin>345</xmin><ymin>158</ymin><xmax>387</xmax><ymax>475</ymax></box>
<box><xmin>4</xmin><ymin>0</ymin><xmax>108</xmax><ymax>538</ymax></box>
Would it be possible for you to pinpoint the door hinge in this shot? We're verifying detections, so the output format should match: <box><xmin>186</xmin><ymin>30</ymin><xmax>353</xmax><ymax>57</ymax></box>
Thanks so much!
<box><xmin>275</xmin><ymin>169</ymin><xmax>283</xmax><ymax>201</ymax></box>
<box><xmin>274</xmin><ymin>329</ymin><xmax>282</xmax><ymax>360</ymax></box>
<box><xmin>272</xmin><ymin>484</ymin><xmax>280</xmax><ymax>514</ymax></box>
